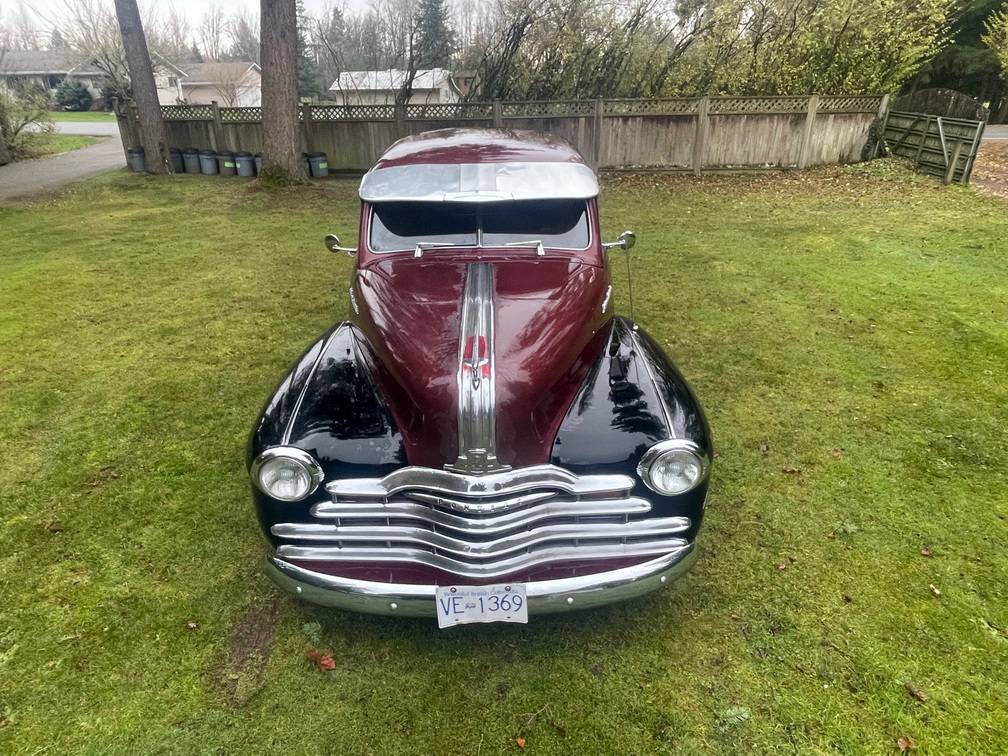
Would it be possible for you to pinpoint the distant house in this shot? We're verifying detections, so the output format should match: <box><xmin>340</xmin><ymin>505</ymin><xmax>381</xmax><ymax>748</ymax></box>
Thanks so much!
<box><xmin>168</xmin><ymin>61</ymin><xmax>262</xmax><ymax>107</ymax></box>
<box><xmin>0</xmin><ymin>50</ymin><xmax>105</xmax><ymax>101</ymax></box>
<box><xmin>328</xmin><ymin>68</ymin><xmax>461</xmax><ymax>106</ymax></box>
<box><xmin>453</xmin><ymin>70</ymin><xmax>480</xmax><ymax>99</ymax></box>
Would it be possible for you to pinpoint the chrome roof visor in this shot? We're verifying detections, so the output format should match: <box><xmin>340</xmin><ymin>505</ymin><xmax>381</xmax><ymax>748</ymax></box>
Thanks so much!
<box><xmin>359</xmin><ymin>161</ymin><xmax>600</xmax><ymax>203</ymax></box>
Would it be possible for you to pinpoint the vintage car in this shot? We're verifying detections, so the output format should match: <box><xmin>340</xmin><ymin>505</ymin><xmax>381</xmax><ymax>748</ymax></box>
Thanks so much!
<box><xmin>248</xmin><ymin>128</ymin><xmax>711</xmax><ymax>626</ymax></box>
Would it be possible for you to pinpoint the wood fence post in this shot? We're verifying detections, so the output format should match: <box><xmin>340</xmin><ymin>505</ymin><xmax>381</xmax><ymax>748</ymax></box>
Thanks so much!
<box><xmin>913</xmin><ymin>116</ymin><xmax>931</xmax><ymax>166</ymax></box>
<box><xmin>943</xmin><ymin>140</ymin><xmax>963</xmax><ymax>185</ymax></box>
<box><xmin>126</xmin><ymin>102</ymin><xmax>141</xmax><ymax>150</ymax></box>
<box><xmin>692</xmin><ymin>96</ymin><xmax>709</xmax><ymax>177</ymax></box>
<box><xmin>797</xmin><ymin>94</ymin><xmax>820</xmax><ymax>169</ymax></box>
<box><xmin>210</xmin><ymin>100</ymin><xmax>223</xmax><ymax>151</ymax></box>
<box><xmin>492</xmin><ymin>100</ymin><xmax>503</xmax><ymax>128</ymax></box>
<box><xmin>302</xmin><ymin>102</ymin><xmax>314</xmax><ymax>153</ymax></box>
<box><xmin>873</xmin><ymin>94</ymin><xmax>891</xmax><ymax>158</ymax></box>
<box><xmin>594</xmin><ymin>98</ymin><xmax>604</xmax><ymax>169</ymax></box>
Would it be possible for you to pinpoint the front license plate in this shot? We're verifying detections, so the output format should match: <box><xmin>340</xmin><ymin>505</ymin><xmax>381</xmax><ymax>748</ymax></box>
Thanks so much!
<box><xmin>435</xmin><ymin>583</ymin><xmax>528</xmax><ymax>628</ymax></box>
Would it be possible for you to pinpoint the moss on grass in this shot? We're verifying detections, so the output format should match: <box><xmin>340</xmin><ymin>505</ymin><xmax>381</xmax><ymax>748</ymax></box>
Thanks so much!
<box><xmin>0</xmin><ymin>167</ymin><xmax>1005</xmax><ymax>753</ymax></box>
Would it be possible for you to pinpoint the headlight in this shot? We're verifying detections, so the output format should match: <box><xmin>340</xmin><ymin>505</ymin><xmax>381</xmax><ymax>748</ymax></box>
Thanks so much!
<box><xmin>637</xmin><ymin>440</ymin><xmax>709</xmax><ymax>495</ymax></box>
<box><xmin>250</xmin><ymin>447</ymin><xmax>324</xmax><ymax>501</ymax></box>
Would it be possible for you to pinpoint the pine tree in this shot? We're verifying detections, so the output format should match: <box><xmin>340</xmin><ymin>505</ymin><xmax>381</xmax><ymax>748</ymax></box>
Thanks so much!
<box><xmin>49</xmin><ymin>28</ymin><xmax>67</xmax><ymax>50</ymax></box>
<box><xmin>416</xmin><ymin>0</ymin><xmax>456</xmax><ymax>69</ymax></box>
<box><xmin>295</xmin><ymin>0</ymin><xmax>321</xmax><ymax>99</ymax></box>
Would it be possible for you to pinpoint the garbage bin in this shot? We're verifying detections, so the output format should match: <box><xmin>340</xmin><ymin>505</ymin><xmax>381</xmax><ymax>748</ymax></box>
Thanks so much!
<box><xmin>182</xmin><ymin>148</ymin><xmax>200</xmax><ymax>174</ymax></box>
<box><xmin>307</xmin><ymin>151</ymin><xmax>329</xmax><ymax>178</ymax></box>
<box><xmin>302</xmin><ymin>152</ymin><xmax>310</xmax><ymax>176</ymax></box>
<box><xmin>169</xmin><ymin>147</ymin><xmax>184</xmax><ymax>173</ymax></box>
<box><xmin>217</xmin><ymin>150</ymin><xmax>237</xmax><ymax>176</ymax></box>
<box><xmin>235</xmin><ymin>151</ymin><xmax>255</xmax><ymax>177</ymax></box>
<box><xmin>127</xmin><ymin>146</ymin><xmax>145</xmax><ymax>173</ymax></box>
<box><xmin>254</xmin><ymin>153</ymin><xmax>263</xmax><ymax>175</ymax></box>
<box><xmin>199</xmin><ymin>149</ymin><xmax>218</xmax><ymax>175</ymax></box>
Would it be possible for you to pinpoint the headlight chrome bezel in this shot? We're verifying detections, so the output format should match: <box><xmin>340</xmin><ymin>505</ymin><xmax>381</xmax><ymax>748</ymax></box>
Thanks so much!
<box><xmin>636</xmin><ymin>439</ymin><xmax>710</xmax><ymax>496</ymax></box>
<box><xmin>250</xmin><ymin>446</ymin><xmax>324</xmax><ymax>502</ymax></box>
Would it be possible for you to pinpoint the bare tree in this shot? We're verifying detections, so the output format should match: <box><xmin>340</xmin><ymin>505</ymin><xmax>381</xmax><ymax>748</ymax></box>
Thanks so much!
<box><xmin>228</xmin><ymin>8</ymin><xmax>260</xmax><ymax>63</ymax></box>
<box><xmin>260</xmin><ymin>0</ymin><xmax>304</xmax><ymax>182</ymax></box>
<box><xmin>204</xmin><ymin>61</ymin><xmax>256</xmax><ymax>105</ymax></box>
<box><xmin>199</xmin><ymin>5</ymin><xmax>227</xmax><ymax>61</ymax></box>
<box><xmin>55</xmin><ymin>0</ymin><xmax>131</xmax><ymax>100</ymax></box>
<box><xmin>114</xmin><ymin>0</ymin><xmax>170</xmax><ymax>172</ymax></box>
<box><xmin>0</xmin><ymin>45</ymin><xmax>12</xmax><ymax>165</ymax></box>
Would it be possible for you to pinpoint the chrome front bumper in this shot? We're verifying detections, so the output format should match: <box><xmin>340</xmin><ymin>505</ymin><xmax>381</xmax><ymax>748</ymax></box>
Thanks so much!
<box><xmin>264</xmin><ymin>543</ymin><xmax>698</xmax><ymax>617</ymax></box>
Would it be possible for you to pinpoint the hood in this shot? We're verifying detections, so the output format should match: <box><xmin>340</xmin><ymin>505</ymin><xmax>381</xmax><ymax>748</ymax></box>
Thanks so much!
<box><xmin>352</xmin><ymin>255</ymin><xmax>611</xmax><ymax>468</ymax></box>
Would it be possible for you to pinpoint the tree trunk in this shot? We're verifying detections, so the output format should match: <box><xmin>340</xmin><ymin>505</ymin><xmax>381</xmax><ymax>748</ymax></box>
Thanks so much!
<box><xmin>114</xmin><ymin>0</ymin><xmax>171</xmax><ymax>173</ymax></box>
<box><xmin>260</xmin><ymin>0</ymin><xmax>305</xmax><ymax>182</ymax></box>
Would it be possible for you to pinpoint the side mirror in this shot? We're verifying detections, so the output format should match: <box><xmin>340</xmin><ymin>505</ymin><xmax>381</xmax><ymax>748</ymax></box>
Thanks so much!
<box><xmin>603</xmin><ymin>230</ymin><xmax>636</xmax><ymax>251</ymax></box>
<box><xmin>325</xmin><ymin>233</ymin><xmax>357</xmax><ymax>256</ymax></box>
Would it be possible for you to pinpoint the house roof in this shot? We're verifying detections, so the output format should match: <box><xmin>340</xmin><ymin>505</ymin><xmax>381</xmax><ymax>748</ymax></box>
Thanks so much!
<box><xmin>0</xmin><ymin>50</ymin><xmax>103</xmax><ymax>76</ymax></box>
<box><xmin>180</xmin><ymin>61</ymin><xmax>260</xmax><ymax>86</ymax></box>
<box><xmin>330</xmin><ymin>68</ymin><xmax>454</xmax><ymax>93</ymax></box>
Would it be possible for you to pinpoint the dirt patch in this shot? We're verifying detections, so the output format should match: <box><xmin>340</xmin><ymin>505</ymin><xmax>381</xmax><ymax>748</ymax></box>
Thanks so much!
<box><xmin>215</xmin><ymin>600</ymin><xmax>280</xmax><ymax>708</ymax></box>
<box><xmin>971</xmin><ymin>142</ymin><xmax>1008</xmax><ymax>198</ymax></box>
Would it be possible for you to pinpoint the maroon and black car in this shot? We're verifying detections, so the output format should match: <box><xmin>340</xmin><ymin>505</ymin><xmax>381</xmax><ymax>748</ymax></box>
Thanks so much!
<box><xmin>248</xmin><ymin>128</ymin><xmax>711</xmax><ymax>626</ymax></box>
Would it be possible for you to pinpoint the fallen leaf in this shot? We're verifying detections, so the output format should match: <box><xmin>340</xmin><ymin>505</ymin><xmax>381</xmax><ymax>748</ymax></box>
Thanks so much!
<box><xmin>897</xmin><ymin>735</ymin><xmax>916</xmax><ymax>752</ymax></box>
<box><xmin>185</xmin><ymin>620</ymin><xmax>198</xmax><ymax>631</ymax></box>
<box><xmin>776</xmin><ymin>562</ymin><xmax>788</xmax><ymax>571</ymax></box>
<box><xmin>929</xmin><ymin>584</ymin><xmax>941</xmax><ymax>598</ymax></box>
<box><xmin>830</xmin><ymin>448</ymin><xmax>843</xmax><ymax>459</ymax></box>
<box><xmin>904</xmin><ymin>682</ymin><xmax>928</xmax><ymax>703</ymax></box>
<box><xmin>842</xmin><ymin>594</ymin><xmax>853</xmax><ymax>603</ymax></box>
<box><xmin>782</xmin><ymin>466</ymin><xmax>801</xmax><ymax>474</ymax></box>
<box><xmin>920</xmin><ymin>546</ymin><xmax>933</xmax><ymax>557</ymax></box>
<box><xmin>302</xmin><ymin>621</ymin><xmax>322</xmax><ymax>645</ymax></box>
<box><xmin>306</xmin><ymin>649</ymin><xmax>336</xmax><ymax>671</ymax></box>
<box><xmin>44</xmin><ymin>520</ymin><xmax>64</xmax><ymax>534</ymax></box>
<box><xmin>515</xmin><ymin>736</ymin><xmax>527</xmax><ymax>748</ymax></box>
<box><xmin>717</xmin><ymin>706</ymin><xmax>751</xmax><ymax>732</ymax></box>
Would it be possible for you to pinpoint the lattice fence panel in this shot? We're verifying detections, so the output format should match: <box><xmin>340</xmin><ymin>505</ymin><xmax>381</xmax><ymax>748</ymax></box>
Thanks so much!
<box><xmin>709</xmin><ymin>96</ymin><xmax>810</xmax><ymax>114</ymax></box>
<box><xmin>162</xmin><ymin>105</ymin><xmax>212</xmax><ymax>120</ymax></box>
<box><xmin>310</xmin><ymin>104</ymin><xmax>396</xmax><ymax>120</ymax></box>
<box><xmin>501</xmin><ymin>100</ymin><xmax>596</xmax><ymax>117</ymax></box>
<box><xmin>220</xmin><ymin>107</ymin><xmax>261</xmax><ymax>123</ymax></box>
<box><xmin>406</xmin><ymin>103</ymin><xmax>494</xmax><ymax>119</ymax></box>
<box><xmin>819</xmin><ymin>95</ymin><xmax>884</xmax><ymax>114</ymax></box>
<box><xmin>604</xmin><ymin>98</ymin><xmax>700</xmax><ymax>116</ymax></box>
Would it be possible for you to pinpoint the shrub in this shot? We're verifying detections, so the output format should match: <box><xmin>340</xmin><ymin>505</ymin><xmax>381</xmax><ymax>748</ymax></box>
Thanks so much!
<box><xmin>55</xmin><ymin>79</ymin><xmax>93</xmax><ymax>111</ymax></box>
<box><xmin>0</xmin><ymin>86</ymin><xmax>54</xmax><ymax>159</ymax></box>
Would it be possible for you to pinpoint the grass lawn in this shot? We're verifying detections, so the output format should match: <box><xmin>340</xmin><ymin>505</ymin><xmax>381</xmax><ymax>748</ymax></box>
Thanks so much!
<box><xmin>11</xmin><ymin>133</ymin><xmax>100</xmax><ymax>160</ymax></box>
<box><xmin>1</xmin><ymin>165</ymin><xmax>1006</xmax><ymax>754</ymax></box>
<box><xmin>47</xmin><ymin>110</ymin><xmax>116</xmax><ymax>122</ymax></box>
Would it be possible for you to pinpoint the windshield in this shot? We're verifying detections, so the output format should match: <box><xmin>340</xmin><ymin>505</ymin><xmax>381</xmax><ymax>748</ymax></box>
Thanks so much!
<box><xmin>369</xmin><ymin>200</ymin><xmax>591</xmax><ymax>253</ymax></box>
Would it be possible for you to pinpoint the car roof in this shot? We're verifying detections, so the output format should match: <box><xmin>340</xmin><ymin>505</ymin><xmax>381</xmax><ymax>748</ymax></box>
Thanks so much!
<box><xmin>373</xmin><ymin>128</ymin><xmax>589</xmax><ymax>168</ymax></box>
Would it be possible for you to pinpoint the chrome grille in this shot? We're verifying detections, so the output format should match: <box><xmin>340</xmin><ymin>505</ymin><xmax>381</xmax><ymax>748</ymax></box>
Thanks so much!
<box><xmin>272</xmin><ymin>464</ymin><xmax>690</xmax><ymax>579</ymax></box>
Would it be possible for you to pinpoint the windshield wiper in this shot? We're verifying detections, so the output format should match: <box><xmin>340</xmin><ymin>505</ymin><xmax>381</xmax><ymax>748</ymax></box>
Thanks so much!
<box><xmin>412</xmin><ymin>241</ymin><xmax>473</xmax><ymax>258</ymax></box>
<box><xmin>501</xmin><ymin>239</ymin><xmax>545</xmax><ymax>256</ymax></box>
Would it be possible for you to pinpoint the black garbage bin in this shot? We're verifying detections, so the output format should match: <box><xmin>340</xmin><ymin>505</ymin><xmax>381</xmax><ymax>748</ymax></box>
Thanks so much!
<box><xmin>217</xmin><ymin>150</ymin><xmax>237</xmax><ymax>176</ymax></box>
<box><xmin>307</xmin><ymin>151</ymin><xmax>329</xmax><ymax>178</ymax></box>
<box><xmin>199</xmin><ymin>149</ymin><xmax>218</xmax><ymax>175</ymax></box>
<box><xmin>302</xmin><ymin>152</ymin><xmax>310</xmax><ymax>176</ymax></box>
<box><xmin>127</xmin><ymin>146</ymin><xmax>145</xmax><ymax>173</ymax></box>
<box><xmin>182</xmin><ymin>148</ymin><xmax>200</xmax><ymax>173</ymax></box>
<box><xmin>169</xmin><ymin>147</ymin><xmax>184</xmax><ymax>173</ymax></box>
<box><xmin>235</xmin><ymin>151</ymin><xmax>255</xmax><ymax>177</ymax></box>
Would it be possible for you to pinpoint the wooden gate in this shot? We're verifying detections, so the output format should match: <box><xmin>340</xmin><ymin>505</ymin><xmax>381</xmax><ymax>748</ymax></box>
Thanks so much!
<box><xmin>880</xmin><ymin>110</ymin><xmax>986</xmax><ymax>184</ymax></box>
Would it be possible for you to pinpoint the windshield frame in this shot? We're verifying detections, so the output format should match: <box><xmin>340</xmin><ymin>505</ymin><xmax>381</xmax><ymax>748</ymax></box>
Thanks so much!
<box><xmin>364</xmin><ymin>199</ymin><xmax>596</xmax><ymax>255</ymax></box>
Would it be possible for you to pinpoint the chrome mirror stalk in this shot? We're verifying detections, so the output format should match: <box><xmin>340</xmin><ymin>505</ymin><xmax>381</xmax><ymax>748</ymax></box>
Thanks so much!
<box><xmin>325</xmin><ymin>234</ymin><xmax>357</xmax><ymax>255</ymax></box>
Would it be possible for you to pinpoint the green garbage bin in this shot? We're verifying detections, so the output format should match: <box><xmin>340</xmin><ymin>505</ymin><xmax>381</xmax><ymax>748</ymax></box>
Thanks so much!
<box><xmin>217</xmin><ymin>150</ymin><xmax>237</xmax><ymax>176</ymax></box>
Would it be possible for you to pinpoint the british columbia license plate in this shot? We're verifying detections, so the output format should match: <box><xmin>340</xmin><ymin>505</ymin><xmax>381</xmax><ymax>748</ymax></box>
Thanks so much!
<box><xmin>435</xmin><ymin>583</ymin><xmax>529</xmax><ymax>628</ymax></box>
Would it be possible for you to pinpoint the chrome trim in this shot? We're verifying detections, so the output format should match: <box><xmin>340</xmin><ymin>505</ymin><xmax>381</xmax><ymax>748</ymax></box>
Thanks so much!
<box><xmin>282</xmin><ymin>324</ymin><xmax>344</xmax><ymax>445</ymax></box>
<box><xmin>636</xmin><ymin>439</ymin><xmax>710</xmax><ymax>496</ymax></box>
<box><xmin>265</xmin><ymin>544</ymin><xmax>698</xmax><ymax>616</ymax></box>
<box><xmin>272</xmin><ymin>516</ymin><xmax>689</xmax><ymax>558</ymax></box>
<box><xmin>311</xmin><ymin>496</ymin><xmax>652</xmax><ymax>534</ymax></box>
<box><xmin>275</xmin><ymin>538</ymin><xmax>690</xmax><ymax>579</ymax></box>
<box><xmin>250</xmin><ymin>446</ymin><xmax>325</xmax><ymax>501</ymax></box>
<box><xmin>601</xmin><ymin>285</ymin><xmax>613</xmax><ymax>313</ymax></box>
<box><xmin>359</xmin><ymin>161</ymin><xmax>600</xmax><ymax>203</ymax></box>
<box><xmin>403</xmin><ymin>489</ymin><xmax>556</xmax><ymax>512</ymax></box>
<box><xmin>348</xmin><ymin>285</ymin><xmax>359</xmax><ymax>314</ymax></box>
<box><xmin>447</xmin><ymin>263</ymin><xmax>507</xmax><ymax>474</ymax></box>
<box><xmin>326</xmin><ymin>464</ymin><xmax>635</xmax><ymax>503</ymax></box>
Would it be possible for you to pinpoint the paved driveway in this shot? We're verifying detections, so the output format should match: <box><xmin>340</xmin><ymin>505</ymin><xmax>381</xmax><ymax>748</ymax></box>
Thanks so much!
<box><xmin>0</xmin><ymin>137</ymin><xmax>125</xmax><ymax>203</ymax></box>
<box><xmin>983</xmin><ymin>124</ymin><xmax>1008</xmax><ymax>141</ymax></box>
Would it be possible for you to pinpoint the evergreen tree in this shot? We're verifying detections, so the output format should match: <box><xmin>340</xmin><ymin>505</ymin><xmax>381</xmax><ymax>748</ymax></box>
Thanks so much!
<box><xmin>416</xmin><ymin>0</ymin><xmax>456</xmax><ymax>69</ymax></box>
<box><xmin>190</xmin><ymin>44</ymin><xmax>204</xmax><ymax>63</ymax></box>
<box><xmin>295</xmin><ymin>0</ymin><xmax>322</xmax><ymax>98</ymax></box>
<box><xmin>49</xmin><ymin>28</ymin><xmax>67</xmax><ymax>50</ymax></box>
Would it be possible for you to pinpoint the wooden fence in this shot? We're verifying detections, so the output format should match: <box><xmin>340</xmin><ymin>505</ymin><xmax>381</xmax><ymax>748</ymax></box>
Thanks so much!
<box><xmin>116</xmin><ymin>94</ymin><xmax>887</xmax><ymax>174</ymax></box>
<box><xmin>880</xmin><ymin>110</ymin><xmax>986</xmax><ymax>184</ymax></box>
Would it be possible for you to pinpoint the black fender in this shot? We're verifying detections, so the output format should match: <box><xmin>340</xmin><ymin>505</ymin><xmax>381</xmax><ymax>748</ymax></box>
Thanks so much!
<box><xmin>550</xmin><ymin>317</ymin><xmax>712</xmax><ymax>538</ymax></box>
<box><xmin>247</xmin><ymin>322</ymin><xmax>406</xmax><ymax>541</ymax></box>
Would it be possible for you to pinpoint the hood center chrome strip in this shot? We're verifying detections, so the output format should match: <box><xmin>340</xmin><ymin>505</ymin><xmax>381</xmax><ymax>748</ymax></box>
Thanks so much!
<box><xmin>447</xmin><ymin>263</ymin><xmax>509</xmax><ymax>475</ymax></box>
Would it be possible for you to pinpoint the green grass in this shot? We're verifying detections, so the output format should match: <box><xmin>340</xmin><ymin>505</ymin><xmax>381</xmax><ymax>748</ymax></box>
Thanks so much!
<box><xmin>1</xmin><ymin>165</ymin><xmax>1006</xmax><ymax>754</ymax></box>
<box><xmin>12</xmin><ymin>132</ymin><xmax>99</xmax><ymax>160</ymax></box>
<box><xmin>47</xmin><ymin>110</ymin><xmax>115</xmax><ymax>122</ymax></box>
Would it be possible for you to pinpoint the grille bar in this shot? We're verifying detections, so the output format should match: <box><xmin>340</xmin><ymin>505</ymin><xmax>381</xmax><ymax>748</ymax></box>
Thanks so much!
<box><xmin>275</xmin><ymin>539</ymin><xmax>689</xmax><ymax>579</ymax></box>
<box><xmin>310</xmin><ymin>496</ymin><xmax>652</xmax><ymax>534</ymax></box>
<box><xmin>272</xmin><ymin>516</ymin><xmax>688</xmax><ymax>559</ymax></box>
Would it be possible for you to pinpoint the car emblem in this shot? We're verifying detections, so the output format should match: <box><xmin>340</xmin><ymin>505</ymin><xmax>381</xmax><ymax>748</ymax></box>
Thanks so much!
<box><xmin>461</xmin><ymin>335</ymin><xmax>490</xmax><ymax>388</ymax></box>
